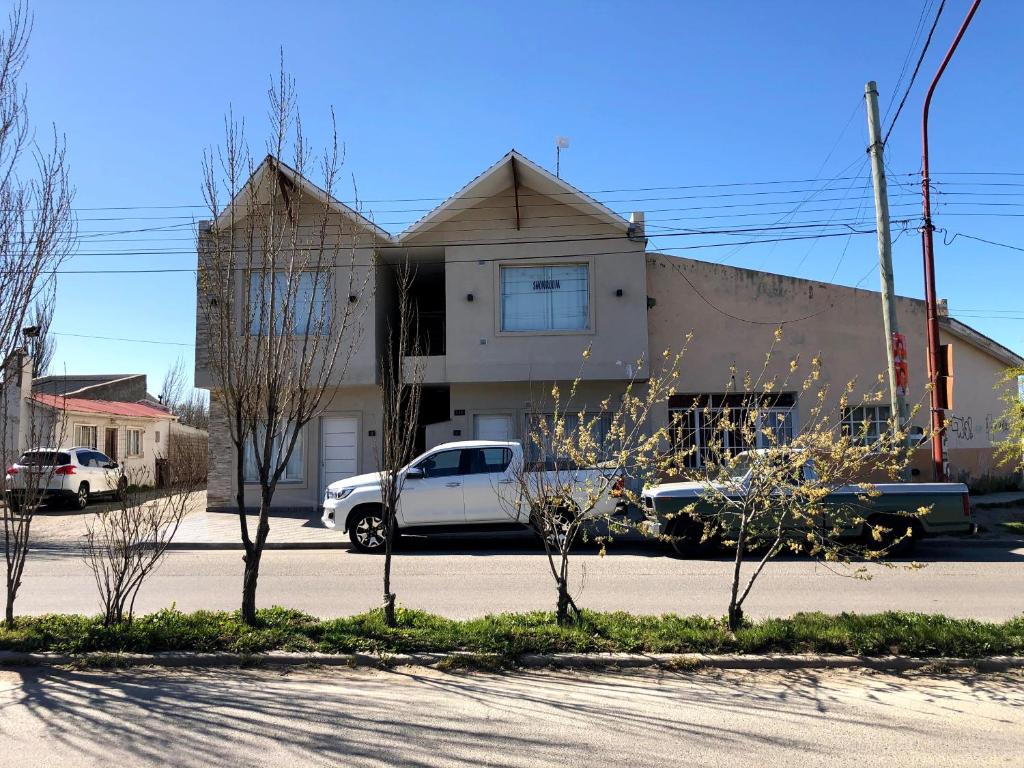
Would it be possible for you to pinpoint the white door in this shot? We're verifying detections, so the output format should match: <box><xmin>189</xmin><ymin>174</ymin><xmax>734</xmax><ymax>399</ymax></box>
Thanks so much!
<box><xmin>462</xmin><ymin>446</ymin><xmax>518</xmax><ymax>523</ymax></box>
<box><xmin>474</xmin><ymin>414</ymin><xmax>513</xmax><ymax>441</ymax></box>
<box><xmin>321</xmin><ymin>417</ymin><xmax>359</xmax><ymax>488</ymax></box>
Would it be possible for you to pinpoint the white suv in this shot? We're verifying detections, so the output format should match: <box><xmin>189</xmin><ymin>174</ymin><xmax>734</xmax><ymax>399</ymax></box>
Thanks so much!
<box><xmin>5</xmin><ymin>447</ymin><xmax>128</xmax><ymax>511</ymax></box>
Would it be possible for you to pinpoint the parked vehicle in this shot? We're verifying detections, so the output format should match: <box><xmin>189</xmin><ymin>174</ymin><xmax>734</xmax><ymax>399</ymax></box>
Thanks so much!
<box><xmin>641</xmin><ymin>449</ymin><xmax>975</xmax><ymax>556</ymax></box>
<box><xmin>321</xmin><ymin>440</ymin><xmax>623</xmax><ymax>552</ymax></box>
<box><xmin>5</xmin><ymin>447</ymin><xmax>127</xmax><ymax>511</ymax></box>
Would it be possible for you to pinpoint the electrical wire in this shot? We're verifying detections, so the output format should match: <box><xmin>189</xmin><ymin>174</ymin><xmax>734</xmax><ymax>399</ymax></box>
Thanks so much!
<box><xmin>883</xmin><ymin>0</ymin><xmax>947</xmax><ymax>145</ymax></box>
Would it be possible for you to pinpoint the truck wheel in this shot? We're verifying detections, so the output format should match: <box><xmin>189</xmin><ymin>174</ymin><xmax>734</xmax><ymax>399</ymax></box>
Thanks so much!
<box><xmin>862</xmin><ymin>515</ymin><xmax>918</xmax><ymax>556</ymax></box>
<box><xmin>73</xmin><ymin>483</ymin><xmax>89</xmax><ymax>511</ymax></box>
<box><xmin>349</xmin><ymin>508</ymin><xmax>388</xmax><ymax>554</ymax></box>
<box><xmin>668</xmin><ymin>519</ymin><xmax>719</xmax><ymax>558</ymax></box>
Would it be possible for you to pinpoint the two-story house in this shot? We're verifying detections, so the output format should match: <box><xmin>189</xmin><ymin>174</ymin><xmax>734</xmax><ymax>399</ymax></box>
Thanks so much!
<box><xmin>196</xmin><ymin>150</ymin><xmax>1022</xmax><ymax>511</ymax></box>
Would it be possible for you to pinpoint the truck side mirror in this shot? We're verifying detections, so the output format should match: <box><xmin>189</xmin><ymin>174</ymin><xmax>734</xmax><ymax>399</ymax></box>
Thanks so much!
<box><xmin>406</xmin><ymin>467</ymin><xmax>424</xmax><ymax>480</ymax></box>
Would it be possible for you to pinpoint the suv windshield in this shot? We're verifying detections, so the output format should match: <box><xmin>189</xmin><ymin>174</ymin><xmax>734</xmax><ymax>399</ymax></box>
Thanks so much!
<box><xmin>18</xmin><ymin>451</ymin><xmax>71</xmax><ymax>467</ymax></box>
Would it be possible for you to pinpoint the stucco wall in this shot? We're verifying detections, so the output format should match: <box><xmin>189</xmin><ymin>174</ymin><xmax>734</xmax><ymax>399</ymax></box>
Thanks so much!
<box><xmin>403</xmin><ymin>185</ymin><xmax>649</xmax><ymax>383</ymax></box>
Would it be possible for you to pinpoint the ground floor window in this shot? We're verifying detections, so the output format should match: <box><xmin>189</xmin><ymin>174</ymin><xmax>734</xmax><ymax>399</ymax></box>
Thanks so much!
<box><xmin>125</xmin><ymin>428</ymin><xmax>143</xmax><ymax>457</ymax></box>
<box><xmin>668</xmin><ymin>393</ymin><xmax>796</xmax><ymax>468</ymax></box>
<box><xmin>75</xmin><ymin>424</ymin><xmax>98</xmax><ymax>449</ymax></box>
<box><xmin>244</xmin><ymin>427</ymin><xmax>304</xmax><ymax>483</ymax></box>
<box><xmin>841</xmin><ymin>404</ymin><xmax>892</xmax><ymax>445</ymax></box>
<box><xmin>524</xmin><ymin>412</ymin><xmax>614</xmax><ymax>467</ymax></box>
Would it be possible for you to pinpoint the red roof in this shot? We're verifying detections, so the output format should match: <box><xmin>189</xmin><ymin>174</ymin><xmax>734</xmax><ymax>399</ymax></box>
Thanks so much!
<box><xmin>33</xmin><ymin>393</ymin><xmax>173</xmax><ymax>420</ymax></box>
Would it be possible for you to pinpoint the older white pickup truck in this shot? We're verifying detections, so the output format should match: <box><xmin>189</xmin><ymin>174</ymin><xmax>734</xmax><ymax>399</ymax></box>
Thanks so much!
<box><xmin>321</xmin><ymin>440</ymin><xmax>623</xmax><ymax>552</ymax></box>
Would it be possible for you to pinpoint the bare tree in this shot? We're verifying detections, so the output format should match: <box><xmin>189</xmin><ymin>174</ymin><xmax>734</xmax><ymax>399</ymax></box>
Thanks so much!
<box><xmin>83</xmin><ymin>445</ymin><xmax>205</xmax><ymax>626</ymax></box>
<box><xmin>0</xmin><ymin>2</ymin><xmax>74</xmax><ymax>627</ymax></box>
<box><xmin>666</xmin><ymin>329</ymin><xmax>924</xmax><ymax>632</ymax></box>
<box><xmin>373</xmin><ymin>262</ymin><xmax>425</xmax><ymax>627</ymax></box>
<box><xmin>26</xmin><ymin>300</ymin><xmax>54</xmax><ymax>376</ymax></box>
<box><xmin>160</xmin><ymin>356</ymin><xmax>210</xmax><ymax>430</ymax></box>
<box><xmin>198</xmin><ymin>61</ymin><xmax>372</xmax><ymax>625</ymax></box>
<box><xmin>505</xmin><ymin>345</ymin><xmax>686</xmax><ymax>624</ymax></box>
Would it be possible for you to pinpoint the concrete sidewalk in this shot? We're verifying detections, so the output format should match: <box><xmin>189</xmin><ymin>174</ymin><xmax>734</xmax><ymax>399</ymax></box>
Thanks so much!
<box><xmin>170</xmin><ymin>504</ymin><xmax>347</xmax><ymax>549</ymax></box>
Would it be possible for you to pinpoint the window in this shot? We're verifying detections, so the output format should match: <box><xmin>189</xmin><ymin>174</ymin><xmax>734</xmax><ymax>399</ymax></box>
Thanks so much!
<box><xmin>125</xmin><ymin>429</ymin><xmax>143</xmax><ymax>457</ymax></box>
<box><xmin>75</xmin><ymin>424</ymin><xmax>98</xmax><ymax>449</ymax></box>
<box><xmin>668</xmin><ymin>393</ymin><xmax>796</xmax><ymax>468</ymax></box>
<box><xmin>841</xmin><ymin>405</ymin><xmax>892</xmax><ymax>445</ymax></box>
<box><xmin>414</xmin><ymin>449</ymin><xmax>464</xmax><ymax>478</ymax></box>
<box><xmin>525</xmin><ymin>412</ymin><xmax>614</xmax><ymax>467</ymax></box>
<box><xmin>469</xmin><ymin>447</ymin><xmax>513</xmax><ymax>474</ymax></box>
<box><xmin>500</xmin><ymin>264</ymin><xmax>589</xmax><ymax>332</ymax></box>
<box><xmin>249</xmin><ymin>271</ymin><xmax>331</xmax><ymax>336</ymax></box>
<box><xmin>244</xmin><ymin>427</ymin><xmax>304</xmax><ymax>483</ymax></box>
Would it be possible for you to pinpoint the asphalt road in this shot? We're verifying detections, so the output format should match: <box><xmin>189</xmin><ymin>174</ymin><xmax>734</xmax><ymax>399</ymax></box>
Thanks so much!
<box><xmin>8</xmin><ymin>535</ymin><xmax>1024</xmax><ymax>620</ymax></box>
<box><xmin>0</xmin><ymin>666</ymin><xmax>1021</xmax><ymax>767</ymax></box>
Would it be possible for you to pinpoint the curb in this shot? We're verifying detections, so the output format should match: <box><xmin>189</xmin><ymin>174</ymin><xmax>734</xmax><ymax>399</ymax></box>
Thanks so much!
<box><xmin>163</xmin><ymin>542</ymin><xmax>347</xmax><ymax>551</ymax></box>
<box><xmin>1</xmin><ymin>649</ymin><xmax>1021</xmax><ymax>673</ymax></box>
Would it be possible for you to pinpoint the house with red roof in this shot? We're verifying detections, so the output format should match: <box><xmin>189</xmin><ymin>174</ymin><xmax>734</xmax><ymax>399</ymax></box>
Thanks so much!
<box><xmin>20</xmin><ymin>373</ymin><xmax>206</xmax><ymax>486</ymax></box>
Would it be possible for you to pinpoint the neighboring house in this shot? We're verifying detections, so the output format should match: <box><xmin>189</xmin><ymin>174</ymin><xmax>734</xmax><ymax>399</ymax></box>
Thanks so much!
<box><xmin>30</xmin><ymin>393</ymin><xmax>178</xmax><ymax>484</ymax></box>
<box><xmin>195</xmin><ymin>150</ymin><xmax>1023</xmax><ymax>510</ymax></box>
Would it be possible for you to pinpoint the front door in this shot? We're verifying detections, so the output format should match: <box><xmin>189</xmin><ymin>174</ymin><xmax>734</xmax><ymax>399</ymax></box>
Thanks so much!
<box><xmin>321</xmin><ymin>417</ymin><xmax>359</xmax><ymax>489</ymax></box>
<box><xmin>104</xmin><ymin>428</ymin><xmax>118</xmax><ymax>461</ymax></box>
<box><xmin>399</xmin><ymin>448</ymin><xmax>467</xmax><ymax>526</ymax></box>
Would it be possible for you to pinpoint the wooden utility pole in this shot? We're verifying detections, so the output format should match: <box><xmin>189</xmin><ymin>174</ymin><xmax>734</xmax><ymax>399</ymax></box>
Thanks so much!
<box><xmin>864</xmin><ymin>81</ymin><xmax>909</xmax><ymax>445</ymax></box>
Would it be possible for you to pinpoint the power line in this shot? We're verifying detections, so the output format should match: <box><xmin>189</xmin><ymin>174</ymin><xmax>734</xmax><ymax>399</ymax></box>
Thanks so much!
<box><xmin>883</xmin><ymin>0</ymin><xmax>947</xmax><ymax>145</ymax></box>
<box><xmin>52</xmin><ymin>331</ymin><xmax>194</xmax><ymax>347</ymax></box>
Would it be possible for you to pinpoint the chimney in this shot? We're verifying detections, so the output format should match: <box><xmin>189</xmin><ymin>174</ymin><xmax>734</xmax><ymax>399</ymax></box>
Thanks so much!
<box><xmin>17</xmin><ymin>349</ymin><xmax>33</xmax><ymax>453</ymax></box>
<box><xmin>628</xmin><ymin>211</ymin><xmax>645</xmax><ymax>242</ymax></box>
<box><xmin>938</xmin><ymin>298</ymin><xmax>949</xmax><ymax>317</ymax></box>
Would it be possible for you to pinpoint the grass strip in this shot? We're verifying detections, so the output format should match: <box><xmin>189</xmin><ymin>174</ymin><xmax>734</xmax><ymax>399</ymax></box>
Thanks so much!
<box><xmin>1</xmin><ymin>608</ymin><xmax>1021</xmax><ymax>659</ymax></box>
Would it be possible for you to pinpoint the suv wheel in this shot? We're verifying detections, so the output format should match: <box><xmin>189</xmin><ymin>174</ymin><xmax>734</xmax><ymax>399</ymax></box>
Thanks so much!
<box><xmin>349</xmin><ymin>508</ymin><xmax>388</xmax><ymax>553</ymax></box>
<box><xmin>73</xmin><ymin>483</ymin><xmax>89</xmax><ymax>511</ymax></box>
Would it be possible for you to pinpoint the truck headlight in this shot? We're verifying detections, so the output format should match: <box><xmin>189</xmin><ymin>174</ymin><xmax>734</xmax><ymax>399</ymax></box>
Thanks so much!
<box><xmin>325</xmin><ymin>487</ymin><xmax>354</xmax><ymax>501</ymax></box>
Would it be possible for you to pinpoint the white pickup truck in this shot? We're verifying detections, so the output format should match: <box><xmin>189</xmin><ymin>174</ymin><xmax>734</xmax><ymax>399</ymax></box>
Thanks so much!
<box><xmin>321</xmin><ymin>440</ymin><xmax>623</xmax><ymax>552</ymax></box>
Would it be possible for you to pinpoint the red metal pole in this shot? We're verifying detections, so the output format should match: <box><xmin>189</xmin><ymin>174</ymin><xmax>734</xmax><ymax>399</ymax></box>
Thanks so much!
<box><xmin>920</xmin><ymin>0</ymin><xmax>982</xmax><ymax>482</ymax></box>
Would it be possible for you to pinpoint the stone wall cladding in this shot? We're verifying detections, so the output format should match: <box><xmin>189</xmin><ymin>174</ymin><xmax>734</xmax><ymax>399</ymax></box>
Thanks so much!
<box><xmin>205</xmin><ymin>391</ymin><xmax>234</xmax><ymax>509</ymax></box>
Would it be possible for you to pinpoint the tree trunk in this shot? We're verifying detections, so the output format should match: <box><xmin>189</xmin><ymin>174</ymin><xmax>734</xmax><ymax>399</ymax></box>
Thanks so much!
<box><xmin>727</xmin><ymin>603</ymin><xmax>744</xmax><ymax>633</ymax></box>
<box><xmin>241</xmin><ymin>550</ymin><xmax>261</xmax><ymax>625</ymax></box>
<box><xmin>4</xmin><ymin>591</ymin><xmax>14</xmax><ymax>628</ymax></box>
<box><xmin>383</xmin><ymin>505</ymin><xmax>396</xmax><ymax>626</ymax></box>
<box><xmin>727</xmin><ymin>515</ymin><xmax>748</xmax><ymax>633</ymax></box>
<box><xmin>556</xmin><ymin>577</ymin><xmax>574</xmax><ymax>625</ymax></box>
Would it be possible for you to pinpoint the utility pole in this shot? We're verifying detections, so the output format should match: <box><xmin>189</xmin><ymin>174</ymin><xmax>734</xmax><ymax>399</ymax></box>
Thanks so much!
<box><xmin>864</xmin><ymin>81</ymin><xmax>909</xmax><ymax>454</ymax></box>
<box><xmin>920</xmin><ymin>0</ymin><xmax>982</xmax><ymax>482</ymax></box>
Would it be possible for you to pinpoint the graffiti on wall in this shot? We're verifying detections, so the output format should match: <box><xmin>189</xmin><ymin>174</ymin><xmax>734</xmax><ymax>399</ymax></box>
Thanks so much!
<box><xmin>948</xmin><ymin>415</ymin><xmax>974</xmax><ymax>442</ymax></box>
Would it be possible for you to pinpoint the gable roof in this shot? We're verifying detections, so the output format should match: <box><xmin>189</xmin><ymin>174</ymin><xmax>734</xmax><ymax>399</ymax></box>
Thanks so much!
<box><xmin>33</xmin><ymin>374</ymin><xmax>142</xmax><ymax>397</ymax></box>
<box><xmin>940</xmin><ymin>316</ymin><xmax>1024</xmax><ymax>369</ymax></box>
<box><xmin>33</xmin><ymin>394</ymin><xmax>175</xmax><ymax>420</ymax></box>
<box><xmin>211</xmin><ymin>155</ymin><xmax>392</xmax><ymax>244</ymax></box>
<box><xmin>397</xmin><ymin>150</ymin><xmax>629</xmax><ymax>242</ymax></box>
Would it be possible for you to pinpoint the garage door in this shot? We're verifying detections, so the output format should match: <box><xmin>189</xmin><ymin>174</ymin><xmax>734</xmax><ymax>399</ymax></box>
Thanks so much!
<box><xmin>474</xmin><ymin>414</ymin><xmax>513</xmax><ymax>441</ymax></box>
<box><xmin>321</xmin><ymin>416</ymin><xmax>358</xmax><ymax>487</ymax></box>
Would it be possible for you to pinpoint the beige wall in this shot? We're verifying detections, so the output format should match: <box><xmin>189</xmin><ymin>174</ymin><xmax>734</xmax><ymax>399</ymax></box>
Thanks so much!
<box><xmin>645</xmin><ymin>253</ymin><xmax>1019</xmax><ymax>479</ymax></box>
<box><xmin>403</xmin><ymin>185</ymin><xmax>649</xmax><ymax>383</ymax></box>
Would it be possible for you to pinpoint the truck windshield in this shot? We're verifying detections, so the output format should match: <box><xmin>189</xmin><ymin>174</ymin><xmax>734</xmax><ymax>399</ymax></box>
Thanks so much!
<box><xmin>728</xmin><ymin>456</ymin><xmax>752</xmax><ymax>480</ymax></box>
<box><xmin>18</xmin><ymin>451</ymin><xmax>71</xmax><ymax>467</ymax></box>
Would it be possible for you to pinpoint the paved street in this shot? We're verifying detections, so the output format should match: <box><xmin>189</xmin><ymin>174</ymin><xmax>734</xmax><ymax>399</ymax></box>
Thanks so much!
<box><xmin>0</xmin><ymin>666</ymin><xmax>1020</xmax><ymax>767</ymax></box>
<box><xmin>8</xmin><ymin>534</ymin><xmax>1024</xmax><ymax>620</ymax></box>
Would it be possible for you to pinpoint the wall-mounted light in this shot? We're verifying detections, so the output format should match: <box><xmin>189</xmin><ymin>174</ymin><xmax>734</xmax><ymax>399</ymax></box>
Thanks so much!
<box><xmin>349</xmin><ymin>295</ymin><xmax>358</xmax><ymax>303</ymax></box>
<box><xmin>466</xmin><ymin>293</ymin><xmax>474</xmax><ymax>302</ymax></box>
<box><xmin>647</xmin><ymin>296</ymin><xmax>657</xmax><ymax>309</ymax></box>
<box><xmin>453</xmin><ymin>429</ymin><xmax>462</xmax><ymax>436</ymax></box>
<box><xmin>615</xmin><ymin>289</ymin><xmax>623</xmax><ymax>297</ymax></box>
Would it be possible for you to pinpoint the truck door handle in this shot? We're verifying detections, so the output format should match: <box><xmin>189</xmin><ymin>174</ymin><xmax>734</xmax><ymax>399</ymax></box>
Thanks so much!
<box><xmin>498</xmin><ymin>479</ymin><xmax>515</xmax><ymax>485</ymax></box>
<box><xmin>445</xmin><ymin>482</ymin><xmax>461</xmax><ymax>488</ymax></box>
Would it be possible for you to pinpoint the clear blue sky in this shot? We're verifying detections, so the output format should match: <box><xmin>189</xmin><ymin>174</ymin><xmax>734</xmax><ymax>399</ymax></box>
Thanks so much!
<box><xmin>19</xmin><ymin>0</ymin><xmax>1024</xmax><ymax>394</ymax></box>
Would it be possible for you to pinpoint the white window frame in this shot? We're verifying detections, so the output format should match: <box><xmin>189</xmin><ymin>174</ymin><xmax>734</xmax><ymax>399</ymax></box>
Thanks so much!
<box><xmin>497</xmin><ymin>262</ymin><xmax>592</xmax><ymax>334</ymax></box>
<box><xmin>841</xmin><ymin>404</ymin><xmax>892</xmax><ymax>445</ymax></box>
<box><xmin>125</xmin><ymin>428</ymin><xmax>143</xmax><ymax>457</ymax></box>
<box><xmin>669</xmin><ymin>398</ymin><xmax>797</xmax><ymax>468</ymax></box>
<box><xmin>244</xmin><ymin>426</ymin><xmax>305</xmax><ymax>484</ymax></box>
<box><xmin>75</xmin><ymin>424</ymin><xmax>98</xmax><ymax>450</ymax></box>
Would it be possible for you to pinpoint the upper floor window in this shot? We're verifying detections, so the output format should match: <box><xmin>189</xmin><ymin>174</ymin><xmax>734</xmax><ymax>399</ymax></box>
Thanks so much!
<box><xmin>500</xmin><ymin>264</ymin><xmax>589</xmax><ymax>332</ymax></box>
<box><xmin>249</xmin><ymin>271</ymin><xmax>331</xmax><ymax>336</ymax></box>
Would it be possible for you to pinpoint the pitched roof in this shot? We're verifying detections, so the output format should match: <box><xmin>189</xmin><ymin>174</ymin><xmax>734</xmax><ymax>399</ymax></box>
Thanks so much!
<box><xmin>211</xmin><ymin>155</ymin><xmax>392</xmax><ymax>243</ymax></box>
<box><xmin>397</xmin><ymin>150</ymin><xmax>629</xmax><ymax>242</ymax></box>
<box><xmin>33</xmin><ymin>373</ymin><xmax>142</xmax><ymax>397</ymax></box>
<box><xmin>33</xmin><ymin>394</ymin><xmax>175</xmax><ymax>420</ymax></box>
